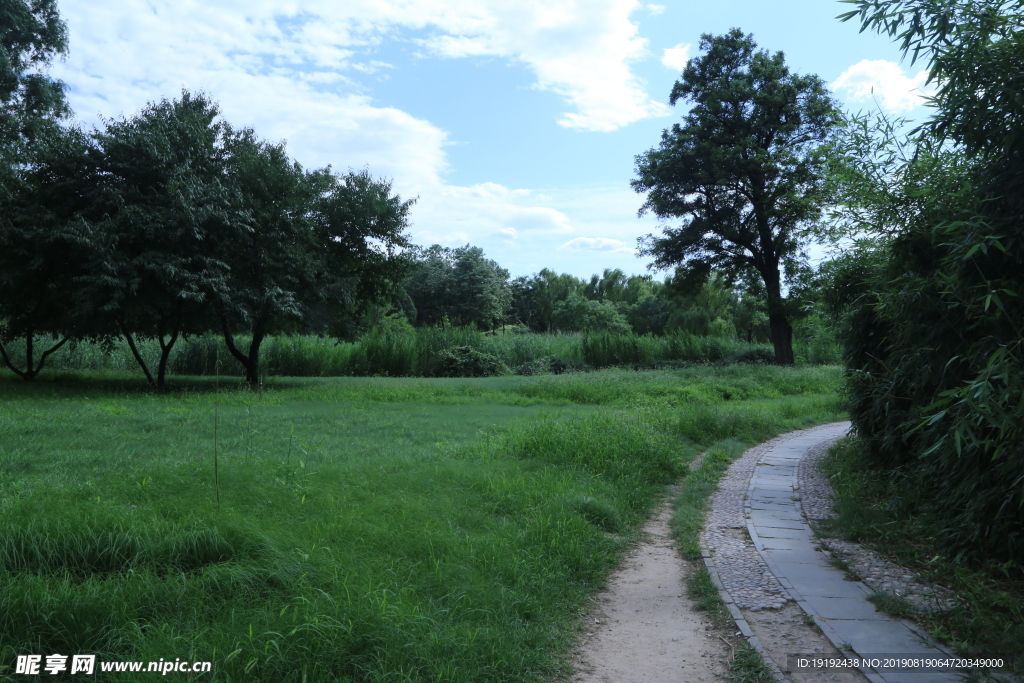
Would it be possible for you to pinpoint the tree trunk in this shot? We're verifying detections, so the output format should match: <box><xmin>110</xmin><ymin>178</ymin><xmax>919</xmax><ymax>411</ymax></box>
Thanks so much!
<box><xmin>220</xmin><ymin>313</ymin><xmax>265</xmax><ymax>386</ymax></box>
<box><xmin>768</xmin><ymin>312</ymin><xmax>795</xmax><ymax>365</ymax></box>
<box><xmin>119</xmin><ymin>318</ymin><xmax>156</xmax><ymax>386</ymax></box>
<box><xmin>0</xmin><ymin>332</ymin><xmax>71</xmax><ymax>381</ymax></box>
<box><xmin>245</xmin><ymin>324</ymin><xmax>266</xmax><ymax>387</ymax></box>
<box><xmin>156</xmin><ymin>329</ymin><xmax>180</xmax><ymax>389</ymax></box>
<box><xmin>761</xmin><ymin>266</ymin><xmax>795</xmax><ymax>366</ymax></box>
<box><xmin>156</xmin><ymin>311</ymin><xmax>182</xmax><ymax>390</ymax></box>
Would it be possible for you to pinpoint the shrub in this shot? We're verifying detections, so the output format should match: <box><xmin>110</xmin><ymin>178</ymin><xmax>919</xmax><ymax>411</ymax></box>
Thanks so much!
<box><xmin>436</xmin><ymin>346</ymin><xmax>509</xmax><ymax>378</ymax></box>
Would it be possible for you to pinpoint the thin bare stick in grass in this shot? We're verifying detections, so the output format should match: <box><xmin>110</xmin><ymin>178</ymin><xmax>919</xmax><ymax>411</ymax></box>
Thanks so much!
<box><xmin>214</xmin><ymin>356</ymin><xmax>221</xmax><ymax>506</ymax></box>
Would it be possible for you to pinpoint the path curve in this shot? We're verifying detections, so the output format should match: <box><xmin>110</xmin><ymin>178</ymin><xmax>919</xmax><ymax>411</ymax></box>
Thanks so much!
<box><xmin>707</xmin><ymin>422</ymin><xmax>961</xmax><ymax>683</ymax></box>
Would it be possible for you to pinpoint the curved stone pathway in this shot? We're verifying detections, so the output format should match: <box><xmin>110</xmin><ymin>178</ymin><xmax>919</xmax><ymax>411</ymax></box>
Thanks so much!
<box><xmin>798</xmin><ymin>442</ymin><xmax>956</xmax><ymax>615</ymax></box>
<box><xmin>705</xmin><ymin>422</ymin><xmax>963</xmax><ymax>683</ymax></box>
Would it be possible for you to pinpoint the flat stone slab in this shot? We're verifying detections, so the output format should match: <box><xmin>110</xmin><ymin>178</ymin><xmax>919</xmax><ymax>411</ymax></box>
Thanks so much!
<box><xmin>751</xmin><ymin>510</ymin><xmax>805</xmax><ymax>523</ymax></box>
<box><xmin>803</xmin><ymin>596</ymin><xmax>886</xmax><ymax>620</ymax></box>
<box><xmin>754</xmin><ymin>526</ymin><xmax>810</xmax><ymax>540</ymax></box>
<box><xmin>752</xmin><ymin>517</ymin><xmax>806</xmax><ymax>530</ymax></box>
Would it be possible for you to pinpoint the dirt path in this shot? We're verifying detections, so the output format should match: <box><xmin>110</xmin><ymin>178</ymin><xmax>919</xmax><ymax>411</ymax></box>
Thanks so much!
<box><xmin>567</xmin><ymin>428</ymin><xmax>874</xmax><ymax>683</ymax></box>
<box><xmin>567</xmin><ymin>491</ymin><xmax>732</xmax><ymax>683</ymax></box>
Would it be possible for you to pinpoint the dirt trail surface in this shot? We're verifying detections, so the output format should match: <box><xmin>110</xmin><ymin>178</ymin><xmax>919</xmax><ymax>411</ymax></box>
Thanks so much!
<box><xmin>568</xmin><ymin>427</ymin><xmax>871</xmax><ymax>683</ymax></box>
<box><xmin>568</xmin><ymin>492</ymin><xmax>731</xmax><ymax>683</ymax></box>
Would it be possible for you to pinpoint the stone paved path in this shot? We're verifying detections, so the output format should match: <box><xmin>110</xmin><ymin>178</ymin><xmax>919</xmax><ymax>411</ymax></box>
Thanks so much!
<box><xmin>743</xmin><ymin>423</ymin><xmax>961</xmax><ymax>683</ymax></box>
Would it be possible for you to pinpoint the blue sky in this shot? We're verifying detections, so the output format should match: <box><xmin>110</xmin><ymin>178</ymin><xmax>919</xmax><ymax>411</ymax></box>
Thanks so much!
<box><xmin>51</xmin><ymin>0</ymin><xmax>933</xmax><ymax>279</ymax></box>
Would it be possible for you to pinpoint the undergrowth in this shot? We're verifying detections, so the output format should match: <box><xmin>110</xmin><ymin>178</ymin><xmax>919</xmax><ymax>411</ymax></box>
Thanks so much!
<box><xmin>2</xmin><ymin>328</ymin><xmax>839</xmax><ymax>382</ymax></box>
<box><xmin>819</xmin><ymin>437</ymin><xmax>1024</xmax><ymax>675</ymax></box>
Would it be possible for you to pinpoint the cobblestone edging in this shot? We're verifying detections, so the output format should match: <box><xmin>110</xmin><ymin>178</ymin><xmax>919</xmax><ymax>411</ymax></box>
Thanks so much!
<box><xmin>700</xmin><ymin>430</ymin><xmax>808</xmax><ymax>611</ymax></box>
<box><xmin>697</xmin><ymin>427</ymin><xmax>841</xmax><ymax>683</ymax></box>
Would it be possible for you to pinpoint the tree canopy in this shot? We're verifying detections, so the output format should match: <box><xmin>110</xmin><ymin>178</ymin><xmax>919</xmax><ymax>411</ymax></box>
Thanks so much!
<box><xmin>633</xmin><ymin>28</ymin><xmax>840</xmax><ymax>364</ymax></box>
<box><xmin>404</xmin><ymin>245</ymin><xmax>509</xmax><ymax>330</ymax></box>
<box><xmin>0</xmin><ymin>0</ymin><xmax>78</xmax><ymax>379</ymax></box>
<box><xmin>0</xmin><ymin>0</ymin><xmax>69</xmax><ymax>151</ymax></box>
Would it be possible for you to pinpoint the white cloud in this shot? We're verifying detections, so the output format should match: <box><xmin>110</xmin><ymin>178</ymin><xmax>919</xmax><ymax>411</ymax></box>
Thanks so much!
<box><xmin>646</xmin><ymin>5</ymin><xmax>666</xmax><ymax>16</ymax></box>
<box><xmin>560</xmin><ymin>237</ymin><xmax>634</xmax><ymax>253</ymax></box>
<box><xmin>56</xmin><ymin>0</ymin><xmax>668</xmax><ymax>185</ymax></box>
<box><xmin>412</xmin><ymin>182</ymin><xmax>575</xmax><ymax>244</ymax></box>
<box><xmin>661</xmin><ymin>43</ymin><xmax>690</xmax><ymax>72</ymax></box>
<box><xmin>50</xmin><ymin>1</ymin><xmax>664</xmax><ymax>277</ymax></box>
<box><xmin>831</xmin><ymin>60</ymin><xmax>934</xmax><ymax>113</ymax></box>
<box><xmin>415</xmin><ymin>0</ymin><xmax>669</xmax><ymax>131</ymax></box>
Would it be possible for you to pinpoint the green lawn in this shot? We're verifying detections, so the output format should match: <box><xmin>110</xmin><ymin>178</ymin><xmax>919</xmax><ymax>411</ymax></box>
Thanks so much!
<box><xmin>0</xmin><ymin>367</ymin><xmax>845</xmax><ymax>682</ymax></box>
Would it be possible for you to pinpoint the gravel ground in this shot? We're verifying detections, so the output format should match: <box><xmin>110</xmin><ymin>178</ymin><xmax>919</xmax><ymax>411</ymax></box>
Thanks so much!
<box><xmin>699</xmin><ymin>431</ymin><xmax>802</xmax><ymax>611</ymax></box>
<box><xmin>701</xmin><ymin>425</ymin><xmax>869</xmax><ymax>682</ymax></box>
<box><xmin>569</xmin><ymin>425</ymin><xmax>959</xmax><ymax>683</ymax></box>
<box><xmin>798</xmin><ymin>439</ymin><xmax>957</xmax><ymax>614</ymax></box>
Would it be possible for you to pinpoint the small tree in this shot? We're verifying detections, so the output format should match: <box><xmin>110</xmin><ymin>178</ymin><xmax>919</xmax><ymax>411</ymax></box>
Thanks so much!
<box><xmin>213</xmin><ymin>130</ymin><xmax>320</xmax><ymax>385</ymax></box>
<box><xmin>404</xmin><ymin>245</ymin><xmax>509</xmax><ymax>330</ymax></box>
<box><xmin>0</xmin><ymin>124</ymin><xmax>95</xmax><ymax>380</ymax></box>
<box><xmin>310</xmin><ymin>168</ymin><xmax>414</xmax><ymax>339</ymax></box>
<box><xmin>87</xmin><ymin>92</ymin><xmax>235</xmax><ymax>388</ymax></box>
<box><xmin>0</xmin><ymin>0</ymin><xmax>70</xmax><ymax>174</ymax></box>
<box><xmin>216</xmin><ymin>131</ymin><xmax>412</xmax><ymax>384</ymax></box>
<box><xmin>633</xmin><ymin>28</ymin><xmax>839</xmax><ymax>364</ymax></box>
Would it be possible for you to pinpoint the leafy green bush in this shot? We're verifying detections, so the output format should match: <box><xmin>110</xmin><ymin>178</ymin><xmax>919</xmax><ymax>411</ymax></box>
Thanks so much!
<box><xmin>436</xmin><ymin>346</ymin><xmax>509</xmax><ymax>377</ymax></box>
<box><xmin>825</xmin><ymin>0</ymin><xmax>1024</xmax><ymax>574</ymax></box>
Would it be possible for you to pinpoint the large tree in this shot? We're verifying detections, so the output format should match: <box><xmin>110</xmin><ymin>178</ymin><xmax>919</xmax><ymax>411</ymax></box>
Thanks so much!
<box><xmin>87</xmin><ymin>92</ymin><xmax>235</xmax><ymax>388</ymax></box>
<box><xmin>632</xmin><ymin>28</ymin><xmax>839</xmax><ymax>364</ymax></box>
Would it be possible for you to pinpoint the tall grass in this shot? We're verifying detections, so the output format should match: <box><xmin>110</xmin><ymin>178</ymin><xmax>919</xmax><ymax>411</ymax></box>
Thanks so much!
<box><xmin>0</xmin><ymin>367</ymin><xmax>844</xmax><ymax>682</ymax></box>
<box><xmin>10</xmin><ymin>328</ymin><xmax>794</xmax><ymax>382</ymax></box>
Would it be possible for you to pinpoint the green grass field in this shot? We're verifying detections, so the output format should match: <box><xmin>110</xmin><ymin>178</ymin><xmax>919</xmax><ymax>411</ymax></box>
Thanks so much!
<box><xmin>0</xmin><ymin>366</ymin><xmax>845</xmax><ymax>682</ymax></box>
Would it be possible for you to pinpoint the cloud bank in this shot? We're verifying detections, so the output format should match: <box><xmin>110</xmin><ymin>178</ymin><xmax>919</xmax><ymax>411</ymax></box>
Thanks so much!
<box><xmin>832</xmin><ymin>59</ymin><xmax>933</xmax><ymax>113</ymax></box>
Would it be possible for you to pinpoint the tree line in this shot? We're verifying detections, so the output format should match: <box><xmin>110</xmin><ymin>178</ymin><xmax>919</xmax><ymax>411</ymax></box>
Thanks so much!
<box><xmin>0</xmin><ymin>92</ymin><xmax>413</xmax><ymax>387</ymax></box>
<box><xmin>394</xmin><ymin>250</ymin><xmax>828</xmax><ymax>350</ymax></box>
<box><xmin>1</xmin><ymin>3</ymin><xmax>412</xmax><ymax>387</ymax></box>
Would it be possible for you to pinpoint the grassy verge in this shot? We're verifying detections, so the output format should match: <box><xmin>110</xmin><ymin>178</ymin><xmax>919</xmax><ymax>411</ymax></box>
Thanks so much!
<box><xmin>0</xmin><ymin>366</ymin><xmax>843</xmax><ymax>682</ymax></box>
<box><xmin>818</xmin><ymin>437</ymin><xmax>1024</xmax><ymax>676</ymax></box>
